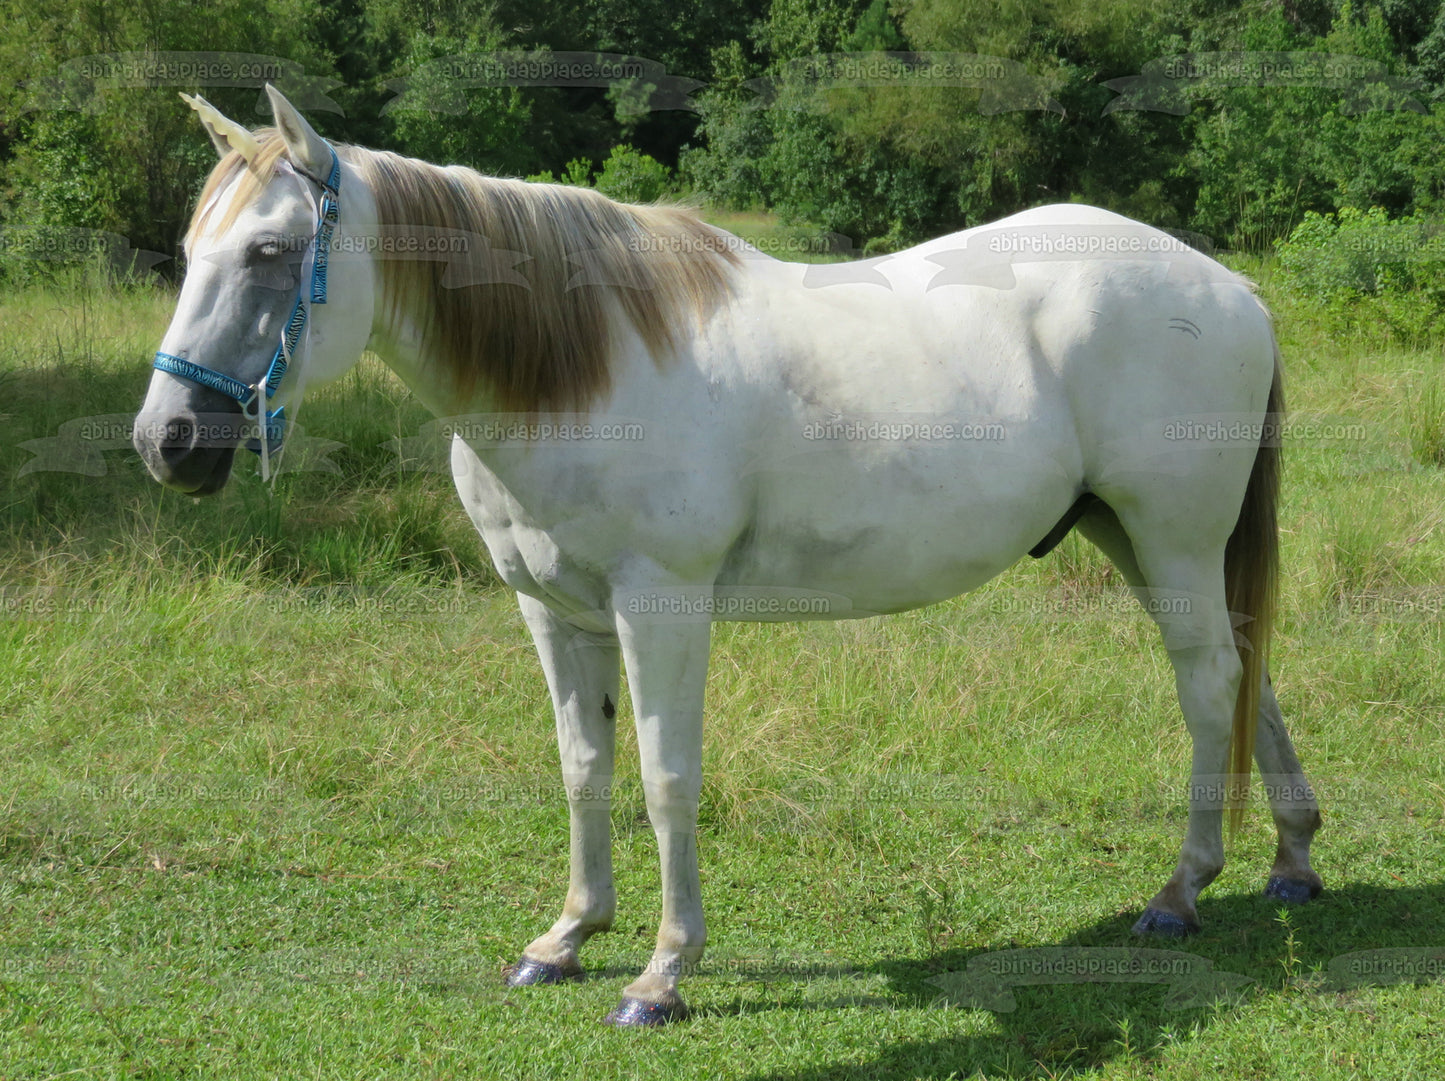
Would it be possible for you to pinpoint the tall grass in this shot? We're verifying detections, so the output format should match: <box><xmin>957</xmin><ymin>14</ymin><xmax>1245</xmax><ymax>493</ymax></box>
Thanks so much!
<box><xmin>1408</xmin><ymin>377</ymin><xmax>1445</xmax><ymax>467</ymax></box>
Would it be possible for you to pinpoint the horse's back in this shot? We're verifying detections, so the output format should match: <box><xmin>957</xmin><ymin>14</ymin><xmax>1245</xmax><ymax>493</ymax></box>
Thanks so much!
<box><xmin>692</xmin><ymin>204</ymin><xmax>1276</xmax><ymax>609</ymax></box>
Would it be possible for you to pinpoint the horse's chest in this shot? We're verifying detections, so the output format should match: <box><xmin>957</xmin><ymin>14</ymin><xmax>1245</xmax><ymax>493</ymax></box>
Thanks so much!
<box><xmin>450</xmin><ymin>445</ymin><xmax>617</xmax><ymax>615</ymax></box>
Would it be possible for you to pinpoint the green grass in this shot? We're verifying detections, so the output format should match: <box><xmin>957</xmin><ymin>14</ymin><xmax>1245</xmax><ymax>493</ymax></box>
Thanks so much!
<box><xmin>0</xmin><ymin>245</ymin><xmax>1442</xmax><ymax>1079</ymax></box>
<box><xmin>698</xmin><ymin>209</ymin><xmax>861</xmax><ymax>263</ymax></box>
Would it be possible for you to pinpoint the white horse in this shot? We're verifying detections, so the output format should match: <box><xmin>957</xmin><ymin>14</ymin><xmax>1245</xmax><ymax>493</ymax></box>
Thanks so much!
<box><xmin>134</xmin><ymin>87</ymin><xmax>1323</xmax><ymax>1026</ymax></box>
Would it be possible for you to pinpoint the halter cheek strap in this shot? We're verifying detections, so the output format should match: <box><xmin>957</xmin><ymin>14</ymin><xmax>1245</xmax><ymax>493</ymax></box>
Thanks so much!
<box><xmin>153</xmin><ymin>143</ymin><xmax>341</xmax><ymax>483</ymax></box>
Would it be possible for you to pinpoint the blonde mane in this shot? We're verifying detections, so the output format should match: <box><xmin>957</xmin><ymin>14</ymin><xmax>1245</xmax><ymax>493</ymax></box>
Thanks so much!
<box><xmin>187</xmin><ymin>133</ymin><xmax>740</xmax><ymax>411</ymax></box>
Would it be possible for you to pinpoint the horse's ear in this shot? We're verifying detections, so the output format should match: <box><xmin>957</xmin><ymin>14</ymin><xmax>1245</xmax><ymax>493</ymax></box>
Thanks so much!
<box><xmin>181</xmin><ymin>92</ymin><xmax>259</xmax><ymax>162</ymax></box>
<box><xmin>265</xmin><ymin>84</ymin><xmax>332</xmax><ymax>177</ymax></box>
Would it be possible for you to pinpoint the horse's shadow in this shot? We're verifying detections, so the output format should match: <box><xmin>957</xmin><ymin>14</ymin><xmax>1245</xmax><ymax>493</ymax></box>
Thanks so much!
<box><xmin>718</xmin><ymin>880</ymin><xmax>1445</xmax><ymax>1080</ymax></box>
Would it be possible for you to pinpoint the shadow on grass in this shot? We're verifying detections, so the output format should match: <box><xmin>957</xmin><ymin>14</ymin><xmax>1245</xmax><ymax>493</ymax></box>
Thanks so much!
<box><xmin>728</xmin><ymin>880</ymin><xmax>1445</xmax><ymax>1080</ymax></box>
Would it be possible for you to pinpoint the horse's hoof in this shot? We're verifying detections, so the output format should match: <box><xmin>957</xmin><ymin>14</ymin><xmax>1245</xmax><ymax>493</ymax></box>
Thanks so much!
<box><xmin>1265</xmin><ymin>876</ymin><xmax>1322</xmax><ymax>904</ymax></box>
<box><xmin>602</xmin><ymin>994</ymin><xmax>689</xmax><ymax>1027</ymax></box>
<box><xmin>1132</xmin><ymin>907</ymin><xmax>1201</xmax><ymax>938</ymax></box>
<box><xmin>504</xmin><ymin>955</ymin><xmax>583</xmax><ymax>986</ymax></box>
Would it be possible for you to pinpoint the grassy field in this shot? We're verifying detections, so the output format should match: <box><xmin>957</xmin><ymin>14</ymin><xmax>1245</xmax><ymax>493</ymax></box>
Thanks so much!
<box><xmin>0</xmin><ymin>223</ymin><xmax>1442</xmax><ymax>1079</ymax></box>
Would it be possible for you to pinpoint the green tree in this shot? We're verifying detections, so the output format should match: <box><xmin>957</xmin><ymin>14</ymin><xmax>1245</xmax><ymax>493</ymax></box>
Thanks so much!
<box><xmin>0</xmin><ymin>0</ymin><xmax>331</xmax><ymax>259</ymax></box>
<box><xmin>379</xmin><ymin>27</ymin><xmax>533</xmax><ymax>174</ymax></box>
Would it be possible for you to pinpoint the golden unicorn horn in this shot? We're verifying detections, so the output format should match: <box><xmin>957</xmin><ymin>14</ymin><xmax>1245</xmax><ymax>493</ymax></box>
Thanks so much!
<box><xmin>180</xmin><ymin>92</ymin><xmax>261</xmax><ymax>163</ymax></box>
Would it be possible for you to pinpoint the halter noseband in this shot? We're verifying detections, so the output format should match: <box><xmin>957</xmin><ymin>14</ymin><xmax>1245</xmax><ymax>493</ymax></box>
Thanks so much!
<box><xmin>153</xmin><ymin>143</ymin><xmax>341</xmax><ymax>481</ymax></box>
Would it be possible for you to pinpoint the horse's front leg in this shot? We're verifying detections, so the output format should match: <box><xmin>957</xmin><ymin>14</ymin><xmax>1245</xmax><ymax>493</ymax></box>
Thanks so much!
<box><xmin>506</xmin><ymin>592</ymin><xmax>621</xmax><ymax>986</ymax></box>
<box><xmin>604</xmin><ymin>607</ymin><xmax>711</xmax><ymax>1026</ymax></box>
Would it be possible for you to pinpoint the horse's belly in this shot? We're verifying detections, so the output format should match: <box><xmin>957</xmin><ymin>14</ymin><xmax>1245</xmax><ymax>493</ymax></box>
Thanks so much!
<box><xmin>716</xmin><ymin>450</ymin><xmax>1080</xmax><ymax>617</ymax></box>
<box><xmin>718</xmin><ymin>544</ymin><xmax>1015</xmax><ymax>618</ymax></box>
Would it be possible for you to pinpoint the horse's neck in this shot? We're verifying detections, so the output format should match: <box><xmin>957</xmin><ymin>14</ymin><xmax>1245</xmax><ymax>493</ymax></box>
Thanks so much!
<box><xmin>365</xmin><ymin>273</ymin><xmax>676</xmax><ymax>424</ymax></box>
<box><xmin>365</xmin><ymin>307</ymin><xmax>483</xmax><ymax>420</ymax></box>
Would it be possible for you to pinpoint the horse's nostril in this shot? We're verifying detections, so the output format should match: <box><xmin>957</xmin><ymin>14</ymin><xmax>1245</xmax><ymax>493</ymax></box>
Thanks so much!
<box><xmin>158</xmin><ymin>419</ymin><xmax>196</xmax><ymax>468</ymax></box>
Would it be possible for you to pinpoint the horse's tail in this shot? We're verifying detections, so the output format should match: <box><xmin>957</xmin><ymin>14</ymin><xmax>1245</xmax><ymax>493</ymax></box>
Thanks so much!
<box><xmin>1223</xmin><ymin>337</ymin><xmax>1284</xmax><ymax>831</ymax></box>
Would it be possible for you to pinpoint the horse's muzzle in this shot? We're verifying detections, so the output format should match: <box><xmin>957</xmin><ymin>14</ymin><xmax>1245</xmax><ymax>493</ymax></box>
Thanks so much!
<box><xmin>133</xmin><ymin>412</ymin><xmax>242</xmax><ymax>495</ymax></box>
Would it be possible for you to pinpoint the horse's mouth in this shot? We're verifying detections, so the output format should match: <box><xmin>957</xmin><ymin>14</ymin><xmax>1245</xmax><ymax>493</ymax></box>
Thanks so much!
<box><xmin>134</xmin><ymin>422</ymin><xmax>239</xmax><ymax>495</ymax></box>
<box><xmin>180</xmin><ymin>447</ymin><xmax>237</xmax><ymax>495</ymax></box>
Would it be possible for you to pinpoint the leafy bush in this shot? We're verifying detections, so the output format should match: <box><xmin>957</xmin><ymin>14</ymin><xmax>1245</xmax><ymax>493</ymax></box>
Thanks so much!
<box><xmin>1279</xmin><ymin>208</ymin><xmax>1432</xmax><ymax>297</ymax></box>
<box><xmin>593</xmin><ymin>144</ymin><xmax>673</xmax><ymax>204</ymax></box>
<box><xmin>1277</xmin><ymin>206</ymin><xmax>1445</xmax><ymax>343</ymax></box>
<box><xmin>526</xmin><ymin>159</ymin><xmax>596</xmax><ymax>187</ymax></box>
<box><xmin>529</xmin><ymin>146</ymin><xmax>672</xmax><ymax>203</ymax></box>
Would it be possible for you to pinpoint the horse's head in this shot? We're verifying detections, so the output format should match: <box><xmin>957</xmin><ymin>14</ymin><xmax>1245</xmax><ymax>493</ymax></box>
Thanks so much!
<box><xmin>134</xmin><ymin>86</ymin><xmax>375</xmax><ymax>493</ymax></box>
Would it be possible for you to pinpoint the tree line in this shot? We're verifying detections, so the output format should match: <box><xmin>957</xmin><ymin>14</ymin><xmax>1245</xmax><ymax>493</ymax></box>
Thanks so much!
<box><xmin>2</xmin><ymin>0</ymin><xmax>1445</xmax><ymax>266</ymax></box>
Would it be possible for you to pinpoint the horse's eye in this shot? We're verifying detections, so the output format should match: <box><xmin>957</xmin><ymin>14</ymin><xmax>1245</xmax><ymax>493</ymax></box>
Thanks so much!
<box><xmin>253</xmin><ymin>247</ymin><xmax>304</xmax><ymax>291</ymax></box>
<box><xmin>246</xmin><ymin>237</ymin><xmax>288</xmax><ymax>263</ymax></box>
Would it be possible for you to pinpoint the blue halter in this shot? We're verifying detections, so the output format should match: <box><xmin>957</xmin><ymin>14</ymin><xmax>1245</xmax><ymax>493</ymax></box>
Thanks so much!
<box><xmin>153</xmin><ymin>144</ymin><xmax>341</xmax><ymax>472</ymax></box>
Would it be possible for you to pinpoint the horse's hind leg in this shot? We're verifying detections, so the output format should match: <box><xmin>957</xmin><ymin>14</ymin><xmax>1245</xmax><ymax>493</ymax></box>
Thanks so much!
<box><xmin>1256</xmin><ymin>679</ymin><xmax>1323</xmax><ymax>903</ymax></box>
<box><xmin>1080</xmin><ymin>504</ymin><xmax>1323</xmax><ymax>913</ymax></box>
<box><xmin>1074</xmin><ymin>504</ymin><xmax>1249</xmax><ymax>934</ymax></box>
<box><xmin>506</xmin><ymin>593</ymin><xmax>622</xmax><ymax>985</ymax></box>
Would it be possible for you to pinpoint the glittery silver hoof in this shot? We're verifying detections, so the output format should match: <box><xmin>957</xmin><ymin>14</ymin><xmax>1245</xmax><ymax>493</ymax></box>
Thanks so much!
<box><xmin>1131</xmin><ymin>907</ymin><xmax>1201</xmax><ymax>938</ymax></box>
<box><xmin>602</xmin><ymin>994</ymin><xmax>689</xmax><ymax>1027</ymax></box>
<box><xmin>1265</xmin><ymin>876</ymin><xmax>1322</xmax><ymax>905</ymax></box>
<box><xmin>504</xmin><ymin>955</ymin><xmax>583</xmax><ymax>986</ymax></box>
